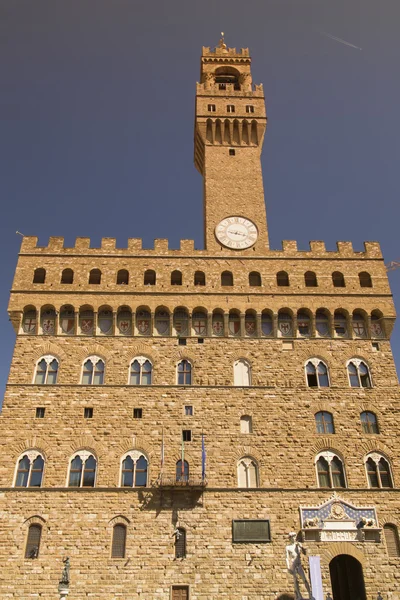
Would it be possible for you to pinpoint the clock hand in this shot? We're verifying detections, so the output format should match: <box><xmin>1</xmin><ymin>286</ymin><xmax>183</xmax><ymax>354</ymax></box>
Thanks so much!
<box><xmin>228</xmin><ymin>230</ymin><xmax>246</xmax><ymax>236</ymax></box>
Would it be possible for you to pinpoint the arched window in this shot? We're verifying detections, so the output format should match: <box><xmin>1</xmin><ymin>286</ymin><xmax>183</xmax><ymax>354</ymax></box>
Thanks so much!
<box><xmin>22</xmin><ymin>307</ymin><xmax>37</xmax><ymax>334</ymax></box>
<box><xmin>261</xmin><ymin>311</ymin><xmax>273</xmax><ymax>336</ymax></box>
<box><xmin>352</xmin><ymin>311</ymin><xmax>367</xmax><ymax>338</ymax></box>
<box><xmin>25</xmin><ymin>524</ymin><xmax>42</xmax><ymax>559</ymax></box>
<box><xmin>305</xmin><ymin>271</ymin><xmax>317</xmax><ymax>287</ymax></box>
<box><xmin>121</xmin><ymin>452</ymin><xmax>148</xmax><ymax>487</ymax></box>
<box><xmin>192</xmin><ymin>311</ymin><xmax>207</xmax><ymax>336</ymax></box>
<box><xmin>305</xmin><ymin>359</ymin><xmax>329</xmax><ymax>388</ymax></box>
<box><xmin>33</xmin><ymin>268</ymin><xmax>46</xmax><ymax>284</ymax></box>
<box><xmin>61</xmin><ymin>268</ymin><xmax>74</xmax><ymax>284</ymax></box>
<box><xmin>316</xmin><ymin>451</ymin><xmax>346</xmax><ymax>488</ymax></box>
<box><xmin>60</xmin><ymin>305</ymin><xmax>75</xmax><ymax>335</ymax></box>
<box><xmin>194</xmin><ymin>271</ymin><xmax>205</xmax><ymax>286</ymax></box>
<box><xmin>15</xmin><ymin>452</ymin><xmax>44</xmax><ymax>487</ymax></box>
<box><xmin>177</xmin><ymin>360</ymin><xmax>192</xmax><ymax>385</ymax></box>
<box><xmin>175</xmin><ymin>527</ymin><xmax>186</xmax><ymax>559</ymax></box>
<box><xmin>297</xmin><ymin>311</ymin><xmax>310</xmax><ymax>337</ymax></box>
<box><xmin>212</xmin><ymin>311</ymin><xmax>224</xmax><ymax>336</ymax></box>
<box><xmin>116</xmin><ymin>269</ymin><xmax>129</xmax><ymax>285</ymax></box>
<box><xmin>79</xmin><ymin>307</ymin><xmax>94</xmax><ymax>335</ymax></box>
<box><xmin>89</xmin><ymin>269</ymin><xmax>101</xmax><ymax>284</ymax></box>
<box><xmin>171</xmin><ymin>270</ymin><xmax>182</xmax><ymax>285</ymax></box>
<box><xmin>144</xmin><ymin>269</ymin><xmax>156</xmax><ymax>285</ymax></box>
<box><xmin>221</xmin><ymin>271</ymin><xmax>233</xmax><ymax>286</ymax></box>
<box><xmin>174</xmin><ymin>309</ymin><xmax>189</xmax><ymax>336</ymax></box>
<box><xmin>332</xmin><ymin>271</ymin><xmax>345</xmax><ymax>287</ymax></box>
<box><xmin>155</xmin><ymin>308</ymin><xmax>170</xmax><ymax>335</ymax></box>
<box><xmin>228</xmin><ymin>310</ymin><xmax>240</xmax><ymax>336</ymax></box>
<box><xmin>245</xmin><ymin>311</ymin><xmax>256</xmax><ymax>337</ymax></box>
<box><xmin>82</xmin><ymin>356</ymin><xmax>105</xmax><ymax>385</ymax></box>
<box><xmin>111</xmin><ymin>524</ymin><xmax>127</xmax><ymax>558</ymax></box>
<box><xmin>278</xmin><ymin>310</ymin><xmax>292</xmax><ymax>337</ymax></box>
<box><xmin>334</xmin><ymin>310</ymin><xmax>347</xmax><ymax>337</ymax></box>
<box><xmin>40</xmin><ymin>307</ymin><xmax>56</xmax><ymax>335</ymax></box>
<box><xmin>315</xmin><ymin>412</ymin><xmax>334</xmax><ymax>434</ymax></box>
<box><xmin>129</xmin><ymin>357</ymin><xmax>152</xmax><ymax>385</ymax></box>
<box><xmin>68</xmin><ymin>452</ymin><xmax>97</xmax><ymax>487</ymax></box>
<box><xmin>365</xmin><ymin>454</ymin><xmax>393</xmax><ymax>488</ymax></box>
<box><xmin>316</xmin><ymin>309</ymin><xmax>330</xmax><ymax>337</ymax></box>
<box><xmin>249</xmin><ymin>271</ymin><xmax>261</xmax><ymax>287</ymax></box>
<box><xmin>277</xmin><ymin>271</ymin><xmax>289</xmax><ymax>287</ymax></box>
<box><xmin>359</xmin><ymin>272</ymin><xmax>372</xmax><ymax>288</ymax></box>
<box><xmin>34</xmin><ymin>356</ymin><xmax>58</xmax><ymax>384</ymax></box>
<box><xmin>240</xmin><ymin>415</ymin><xmax>253</xmax><ymax>434</ymax></box>
<box><xmin>176</xmin><ymin>459</ymin><xmax>189</xmax><ymax>482</ymax></box>
<box><xmin>136</xmin><ymin>309</ymin><xmax>151</xmax><ymax>335</ymax></box>
<box><xmin>347</xmin><ymin>360</ymin><xmax>371</xmax><ymax>388</ymax></box>
<box><xmin>384</xmin><ymin>524</ymin><xmax>400</xmax><ymax>557</ymax></box>
<box><xmin>237</xmin><ymin>457</ymin><xmax>258</xmax><ymax>488</ymax></box>
<box><xmin>234</xmin><ymin>359</ymin><xmax>251</xmax><ymax>386</ymax></box>
<box><xmin>360</xmin><ymin>411</ymin><xmax>379</xmax><ymax>434</ymax></box>
<box><xmin>98</xmin><ymin>307</ymin><xmax>113</xmax><ymax>335</ymax></box>
<box><xmin>117</xmin><ymin>308</ymin><xmax>132</xmax><ymax>335</ymax></box>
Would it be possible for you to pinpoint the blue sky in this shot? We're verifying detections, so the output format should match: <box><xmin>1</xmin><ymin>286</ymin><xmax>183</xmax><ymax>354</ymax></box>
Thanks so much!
<box><xmin>1</xmin><ymin>0</ymin><xmax>399</xmax><ymax>398</ymax></box>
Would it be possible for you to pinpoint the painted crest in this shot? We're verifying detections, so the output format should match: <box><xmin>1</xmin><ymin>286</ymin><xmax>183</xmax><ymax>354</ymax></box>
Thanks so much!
<box><xmin>61</xmin><ymin>318</ymin><xmax>75</xmax><ymax>334</ymax></box>
<box><xmin>229</xmin><ymin>319</ymin><xmax>240</xmax><ymax>335</ymax></box>
<box><xmin>155</xmin><ymin>312</ymin><xmax>169</xmax><ymax>335</ymax></box>
<box><xmin>316</xmin><ymin>322</ymin><xmax>329</xmax><ymax>336</ymax></box>
<box><xmin>261</xmin><ymin>319</ymin><xmax>272</xmax><ymax>336</ymax></box>
<box><xmin>80</xmin><ymin>319</ymin><xmax>94</xmax><ymax>334</ymax></box>
<box><xmin>99</xmin><ymin>316</ymin><xmax>112</xmax><ymax>335</ymax></box>
<box><xmin>279</xmin><ymin>321</ymin><xmax>291</xmax><ymax>336</ymax></box>
<box><xmin>23</xmin><ymin>316</ymin><xmax>36</xmax><ymax>333</ymax></box>
<box><xmin>245</xmin><ymin>320</ymin><xmax>256</xmax><ymax>335</ymax></box>
<box><xmin>137</xmin><ymin>319</ymin><xmax>150</xmax><ymax>334</ymax></box>
<box><xmin>118</xmin><ymin>320</ymin><xmax>131</xmax><ymax>335</ymax></box>
<box><xmin>212</xmin><ymin>319</ymin><xmax>224</xmax><ymax>335</ymax></box>
<box><xmin>193</xmin><ymin>319</ymin><xmax>206</xmax><ymax>335</ymax></box>
<box><xmin>42</xmin><ymin>319</ymin><xmax>55</xmax><ymax>334</ymax></box>
<box><xmin>371</xmin><ymin>322</ymin><xmax>382</xmax><ymax>337</ymax></box>
<box><xmin>353</xmin><ymin>321</ymin><xmax>366</xmax><ymax>337</ymax></box>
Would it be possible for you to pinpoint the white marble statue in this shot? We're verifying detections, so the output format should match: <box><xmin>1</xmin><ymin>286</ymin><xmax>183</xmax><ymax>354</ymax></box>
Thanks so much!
<box><xmin>285</xmin><ymin>532</ymin><xmax>315</xmax><ymax>600</ymax></box>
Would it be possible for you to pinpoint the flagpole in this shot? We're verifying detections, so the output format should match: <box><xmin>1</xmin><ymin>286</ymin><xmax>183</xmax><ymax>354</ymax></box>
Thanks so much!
<box><xmin>181</xmin><ymin>434</ymin><xmax>185</xmax><ymax>480</ymax></box>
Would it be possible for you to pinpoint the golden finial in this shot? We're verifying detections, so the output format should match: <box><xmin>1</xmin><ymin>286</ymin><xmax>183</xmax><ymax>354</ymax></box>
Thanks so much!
<box><xmin>219</xmin><ymin>32</ymin><xmax>227</xmax><ymax>49</ymax></box>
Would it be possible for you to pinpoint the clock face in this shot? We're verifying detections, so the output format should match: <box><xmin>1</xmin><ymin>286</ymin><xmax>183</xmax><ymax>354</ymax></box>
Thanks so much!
<box><xmin>215</xmin><ymin>217</ymin><xmax>258</xmax><ymax>249</ymax></box>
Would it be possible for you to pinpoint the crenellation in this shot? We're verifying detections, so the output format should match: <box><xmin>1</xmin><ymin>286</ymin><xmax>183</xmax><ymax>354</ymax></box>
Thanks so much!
<box><xmin>75</xmin><ymin>237</ymin><xmax>91</xmax><ymax>250</ymax></box>
<box><xmin>101</xmin><ymin>238</ymin><xmax>116</xmax><ymax>250</ymax></box>
<box><xmin>309</xmin><ymin>241</ymin><xmax>326</xmax><ymax>253</ymax></box>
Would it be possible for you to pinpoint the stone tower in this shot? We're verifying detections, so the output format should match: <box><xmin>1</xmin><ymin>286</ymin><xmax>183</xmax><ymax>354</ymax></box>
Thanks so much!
<box><xmin>195</xmin><ymin>35</ymin><xmax>269</xmax><ymax>251</ymax></box>
<box><xmin>0</xmin><ymin>38</ymin><xmax>399</xmax><ymax>600</ymax></box>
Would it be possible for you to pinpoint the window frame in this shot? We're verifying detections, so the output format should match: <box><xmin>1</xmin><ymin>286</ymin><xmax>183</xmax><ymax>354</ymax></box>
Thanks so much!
<box><xmin>111</xmin><ymin>523</ymin><xmax>127</xmax><ymax>559</ymax></box>
<box><xmin>365</xmin><ymin>453</ymin><xmax>394</xmax><ymax>488</ymax></box>
<box><xmin>81</xmin><ymin>356</ymin><xmax>105</xmax><ymax>385</ymax></box>
<box><xmin>33</xmin><ymin>355</ymin><xmax>59</xmax><ymax>385</ymax></box>
<box><xmin>315</xmin><ymin>411</ymin><xmax>335</xmax><ymax>434</ymax></box>
<box><xmin>177</xmin><ymin>359</ymin><xmax>192</xmax><ymax>385</ymax></box>
<box><xmin>347</xmin><ymin>359</ymin><xmax>372</xmax><ymax>388</ymax></box>
<box><xmin>120</xmin><ymin>451</ymin><xmax>149</xmax><ymax>488</ymax></box>
<box><xmin>14</xmin><ymin>451</ymin><xmax>45</xmax><ymax>488</ymax></box>
<box><xmin>25</xmin><ymin>523</ymin><xmax>42</xmax><ymax>559</ymax></box>
<box><xmin>360</xmin><ymin>411</ymin><xmax>379</xmax><ymax>434</ymax></box>
<box><xmin>67</xmin><ymin>451</ymin><xmax>97</xmax><ymax>488</ymax></box>
<box><xmin>315</xmin><ymin>451</ymin><xmax>347</xmax><ymax>489</ymax></box>
<box><xmin>237</xmin><ymin>456</ymin><xmax>259</xmax><ymax>488</ymax></box>
<box><xmin>305</xmin><ymin>359</ymin><xmax>330</xmax><ymax>388</ymax></box>
<box><xmin>129</xmin><ymin>356</ymin><xmax>153</xmax><ymax>385</ymax></box>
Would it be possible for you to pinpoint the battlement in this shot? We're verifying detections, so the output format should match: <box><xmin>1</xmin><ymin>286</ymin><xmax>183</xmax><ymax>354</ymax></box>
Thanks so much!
<box><xmin>202</xmin><ymin>46</ymin><xmax>250</xmax><ymax>58</ymax></box>
<box><xmin>19</xmin><ymin>236</ymin><xmax>383</xmax><ymax>259</ymax></box>
<box><xmin>196</xmin><ymin>82</ymin><xmax>264</xmax><ymax>96</ymax></box>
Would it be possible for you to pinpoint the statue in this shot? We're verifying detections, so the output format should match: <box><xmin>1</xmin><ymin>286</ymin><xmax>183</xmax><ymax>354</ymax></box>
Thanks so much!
<box><xmin>60</xmin><ymin>557</ymin><xmax>70</xmax><ymax>585</ymax></box>
<box><xmin>285</xmin><ymin>532</ymin><xmax>314</xmax><ymax>600</ymax></box>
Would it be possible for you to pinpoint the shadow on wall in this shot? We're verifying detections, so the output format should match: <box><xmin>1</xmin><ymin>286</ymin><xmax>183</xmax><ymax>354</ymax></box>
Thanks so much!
<box><xmin>276</xmin><ymin>595</ymin><xmax>295</xmax><ymax>600</ymax></box>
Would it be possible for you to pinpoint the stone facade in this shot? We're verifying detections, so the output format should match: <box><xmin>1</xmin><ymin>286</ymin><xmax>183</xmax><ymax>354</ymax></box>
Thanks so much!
<box><xmin>0</xmin><ymin>38</ymin><xmax>399</xmax><ymax>600</ymax></box>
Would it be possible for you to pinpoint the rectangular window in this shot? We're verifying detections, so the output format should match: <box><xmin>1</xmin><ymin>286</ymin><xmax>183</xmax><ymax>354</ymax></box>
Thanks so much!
<box><xmin>133</xmin><ymin>408</ymin><xmax>143</xmax><ymax>419</ymax></box>
<box><xmin>208</xmin><ymin>104</ymin><xmax>216</xmax><ymax>112</ymax></box>
<box><xmin>197</xmin><ymin>337</ymin><xmax>204</xmax><ymax>344</ymax></box>
<box><xmin>35</xmin><ymin>407</ymin><xmax>45</xmax><ymax>418</ymax></box>
<box><xmin>182</xmin><ymin>430</ymin><xmax>192</xmax><ymax>442</ymax></box>
<box><xmin>184</xmin><ymin>405</ymin><xmax>193</xmax><ymax>416</ymax></box>
<box><xmin>84</xmin><ymin>407</ymin><xmax>93</xmax><ymax>419</ymax></box>
<box><xmin>232</xmin><ymin>520</ymin><xmax>271</xmax><ymax>543</ymax></box>
<box><xmin>246</xmin><ymin>105</ymin><xmax>255</xmax><ymax>113</ymax></box>
<box><xmin>227</xmin><ymin>104</ymin><xmax>235</xmax><ymax>113</ymax></box>
<box><xmin>229</xmin><ymin>148</ymin><xmax>236</xmax><ymax>156</ymax></box>
<box><xmin>372</xmin><ymin>342</ymin><xmax>380</xmax><ymax>352</ymax></box>
<box><xmin>178</xmin><ymin>338</ymin><xmax>187</xmax><ymax>346</ymax></box>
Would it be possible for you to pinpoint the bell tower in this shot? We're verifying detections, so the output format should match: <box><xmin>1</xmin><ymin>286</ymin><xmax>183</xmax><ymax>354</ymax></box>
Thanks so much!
<box><xmin>194</xmin><ymin>35</ymin><xmax>269</xmax><ymax>253</ymax></box>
